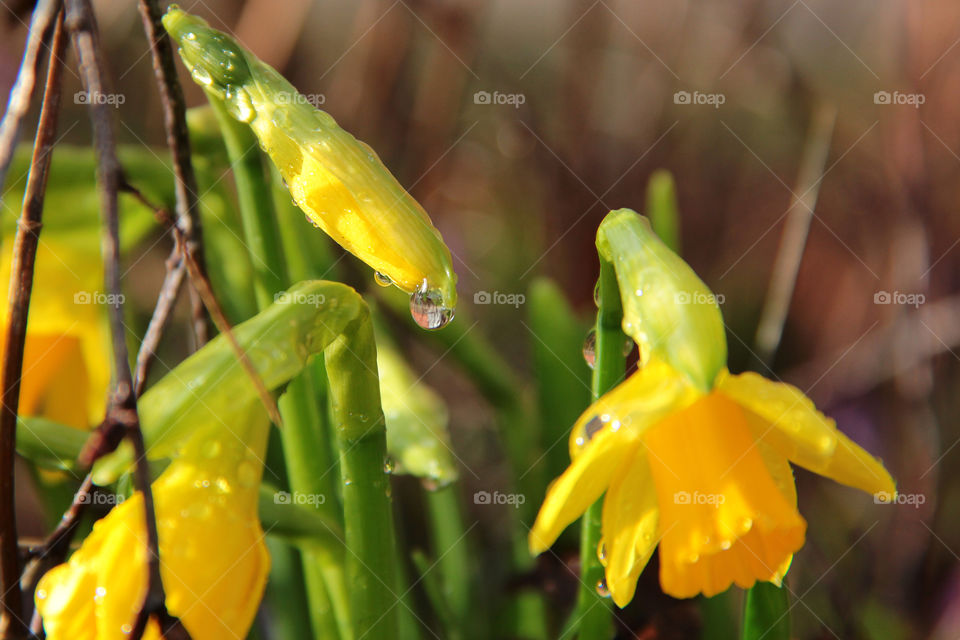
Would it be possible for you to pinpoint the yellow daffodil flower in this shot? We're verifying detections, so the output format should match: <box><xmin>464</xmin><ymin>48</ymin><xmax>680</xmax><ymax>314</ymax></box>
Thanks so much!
<box><xmin>35</xmin><ymin>409</ymin><xmax>270</xmax><ymax>639</ymax></box>
<box><xmin>529</xmin><ymin>209</ymin><xmax>895</xmax><ymax>605</ymax></box>
<box><xmin>163</xmin><ymin>8</ymin><xmax>458</xmax><ymax>329</ymax></box>
<box><xmin>0</xmin><ymin>239</ymin><xmax>110</xmax><ymax>429</ymax></box>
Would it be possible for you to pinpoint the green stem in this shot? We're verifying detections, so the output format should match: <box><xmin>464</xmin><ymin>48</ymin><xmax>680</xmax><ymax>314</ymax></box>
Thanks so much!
<box><xmin>425</xmin><ymin>485</ymin><xmax>474</xmax><ymax>638</ymax></box>
<box><xmin>326</xmin><ymin>314</ymin><xmax>399</xmax><ymax>637</ymax></box>
<box><xmin>575</xmin><ymin>259</ymin><xmax>626</xmax><ymax>639</ymax></box>
<box><xmin>208</xmin><ymin>93</ymin><xmax>348</xmax><ymax>639</ymax></box>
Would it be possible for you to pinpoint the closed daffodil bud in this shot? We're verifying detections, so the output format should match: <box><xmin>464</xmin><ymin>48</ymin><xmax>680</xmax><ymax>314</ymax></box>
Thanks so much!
<box><xmin>596</xmin><ymin>208</ymin><xmax>726</xmax><ymax>391</ymax></box>
<box><xmin>163</xmin><ymin>8</ymin><xmax>457</xmax><ymax>329</ymax></box>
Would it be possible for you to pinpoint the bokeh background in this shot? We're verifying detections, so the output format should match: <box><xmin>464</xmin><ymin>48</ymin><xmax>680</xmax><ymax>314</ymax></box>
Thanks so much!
<box><xmin>3</xmin><ymin>0</ymin><xmax>960</xmax><ymax>638</ymax></box>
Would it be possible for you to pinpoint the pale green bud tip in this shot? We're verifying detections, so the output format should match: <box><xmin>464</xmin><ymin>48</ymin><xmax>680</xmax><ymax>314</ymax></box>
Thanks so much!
<box><xmin>597</xmin><ymin>208</ymin><xmax>727</xmax><ymax>391</ymax></box>
<box><xmin>162</xmin><ymin>8</ymin><xmax>251</xmax><ymax>90</ymax></box>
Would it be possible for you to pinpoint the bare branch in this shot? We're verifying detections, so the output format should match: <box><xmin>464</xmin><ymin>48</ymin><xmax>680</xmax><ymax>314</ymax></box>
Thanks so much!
<box><xmin>136</xmin><ymin>0</ymin><xmax>209</xmax><ymax>347</ymax></box>
<box><xmin>0</xmin><ymin>7</ymin><xmax>66</xmax><ymax>637</ymax></box>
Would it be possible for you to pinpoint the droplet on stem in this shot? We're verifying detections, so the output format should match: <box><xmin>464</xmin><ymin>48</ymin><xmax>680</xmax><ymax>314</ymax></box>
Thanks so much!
<box><xmin>583</xmin><ymin>329</ymin><xmax>597</xmax><ymax>368</ymax></box>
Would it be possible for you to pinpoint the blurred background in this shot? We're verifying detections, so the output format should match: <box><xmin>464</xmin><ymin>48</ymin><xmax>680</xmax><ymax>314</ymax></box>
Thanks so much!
<box><xmin>3</xmin><ymin>0</ymin><xmax>959</xmax><ymax>638</ymax></box>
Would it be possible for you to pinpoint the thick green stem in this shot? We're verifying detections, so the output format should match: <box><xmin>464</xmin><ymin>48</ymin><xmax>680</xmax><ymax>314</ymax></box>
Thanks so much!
<box><xmin>208</xmin><ymin>93</ymin><xmax>349</xmax><ymax>639</ymax></box>
<box><xmin>425</xmin><ymin>485</ymin><xmax>474</xmax><ymax>638</ymax></box>
<box><xmin>575</xmin><ymin>259</ymin><xmax>626</xmax><ymax>639</ymax></box>
<box><xmin>326</xmin><ymin>316</ymin><xmax>399</xmax><ymax>636</ymax></box>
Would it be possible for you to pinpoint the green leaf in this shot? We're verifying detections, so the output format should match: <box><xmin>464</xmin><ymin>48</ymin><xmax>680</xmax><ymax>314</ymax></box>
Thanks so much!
<box><xmin>741</xmin><ymin>582</ymin><xmax>791</xmax><ymax>640</ymax></box>
<box><xmin>375</xmin><ymin>322</ymin><xmax>457</xmax><ymax>486</ymax></box>
<box><xmin>15</xmin><ymin>417</ymin><xmax>88</xmax><ymax>472</ymax></box>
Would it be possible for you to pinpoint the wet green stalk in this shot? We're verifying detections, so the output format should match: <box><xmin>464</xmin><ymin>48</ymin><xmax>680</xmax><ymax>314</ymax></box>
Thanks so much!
<box><xmin>208</xmin><ymin>93</ymin><xmax>344</xmax><ymax>638</ymax></box>
<box><xmin>575</xmin><ymin>259</ymin><xmax>626</xmax><ymax>639</ymax></box>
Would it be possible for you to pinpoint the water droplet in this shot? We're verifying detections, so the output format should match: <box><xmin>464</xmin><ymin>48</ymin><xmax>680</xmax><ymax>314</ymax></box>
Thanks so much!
<box><xmin>190</xmin><ymin>66</ymin><xmax>213</xmax><ymax>86</ymax></box>
<box><xmin>384</xmin><ymin>458</ymin><xmax>395</xmax><ymax>474</ymax></box>
<box><xmin>94</xmin><ymin>586</ymin><xmax>107</xmax><ymax>602</ymax></box>
<box><xmin>595</xmin><ymin>578</ymin><xmax>611</xmax><ymax>598</ymax></box>
<box><xmin>597</xmin><ymin>540</ymin><xmax>607</xmax><ymax>564</ymax></box>
<box><xmin>202</xmin><ymin>440</ymin><xmax>222</xmax><ymax>458</ymax></box>
<box><xmin>216</xmin><ymin>476</ymin><xmax>231</xmax><ymax>493</ymax></box>
<box><xmin>593</xmin><ymin>280</ymin><xmax>601</xmax><ymax>306</ymax></box>
<box><xmin>36</xmin><ymin>589</ymin><xmax>46</xmax><ymax>600</ymax></box>
<box><xmin>237</xmin><ymin>462</ymin><xmax>259</xmax><ymax>488</ymax></box>
<box><xmin>738</xmin><ymin>517</ymin><xmax>753</xmax><ymax>534</ymax></box>
<box><xmin>720</xmin><ymin>539</ymin><xmax>732</xmax><ymax>550</ymax></box>
<box><xmin>623</xmin><ymin>337</ymin><xmax>634</xmax><ymax>357</ymax></box>
<box><xmin>409</xmin><ymin>284</ymin><xmax>455</xmax><ymax>330</ymax></box>
<box><xmin>584</xmin><ymin>416</ymin><xmax>603</xmax><ymax>441</ymax></box>
<box><xmin>583</xmin><ymin>329</ymin><xmax>597</xmax><ymax>368</ymax></box>
<box><xmin>223</xmin><ymin>86</ymin><xmax>256</xmax><ymax>123</ymax></box>
<box><xmin>121</xmin><ymin>623</ymin><xmax>132</xmax><ymax>635</ymax></box>
<box><xmin>374</xmin><ymin>271</ymin><xmax>392</xmax><ymax>287</ymax></box>
<box><xmin>686</xmin><ymin>552</ymin><xmax>700</xmax><ymax>563</ymax></box>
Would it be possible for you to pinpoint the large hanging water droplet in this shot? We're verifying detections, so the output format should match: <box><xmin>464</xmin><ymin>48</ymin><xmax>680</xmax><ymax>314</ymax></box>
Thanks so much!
<box><xmin>595</xmin><ymin>578</ymin><xmax>611</xmax><ymax>598</ymax></box>
<box><xmin>374</xmin><ymin>271</ymin><xmax>392</xmax><ymax>287</ymax></box>
<box><xmin>583</xmin><ymin>329</ymin><xmax>597</xmax><ymax>369</ymax></box>
<box><xmin>409</xmin><ymin>285</ymin><xmax>455</xmax><ymax>330</ymax></box>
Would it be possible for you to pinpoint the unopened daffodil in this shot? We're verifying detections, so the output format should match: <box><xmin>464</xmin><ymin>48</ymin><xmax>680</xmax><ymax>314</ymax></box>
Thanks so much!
<box><xmin>35</xmin><ymin>409</ymin><xmax>271</xmax><ymax>639</ymax></box>
<box><xmin>163</xmin><ymin>8</ymin><xmax>457</xmax><ymax>329</ymax></box>
<box><xmin>529</xmin><ymin>209</ymin><xmax>895</xmax><ymax>605</ymax></box>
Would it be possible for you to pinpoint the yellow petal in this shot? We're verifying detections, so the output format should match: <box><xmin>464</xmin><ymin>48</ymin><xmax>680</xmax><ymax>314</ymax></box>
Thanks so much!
<box><xmin>37</xmin><ymin>413</ymin><xmax>271</xmax><ymax>639</ymax></box>
<box><xmin>601</xmin><ymin>451</ymin><xmax>659</xmax><ymax>608</ymax></box>
<box><xmin>716</xmin><ymin>370</ymin><xmax>838</xmax><ymax>461</ymax></box>
<box><xmin>645</xmin><ymin>392</ymin><xmax>806</xmax><ymax>599</ymax></box>
<box><xmin>569</xmin><ymin>357</ymin><xmax>699</xmax><ymax>459</ymax></box>
<box><xmin>722</xmin><ymin>372</ymin><xmax>896</xmax><ymax>497</ymax></box>
<box><xmin>530</xmin><ymin>426</ymin><xmax>639</xmax><ymax>554</ymax></box>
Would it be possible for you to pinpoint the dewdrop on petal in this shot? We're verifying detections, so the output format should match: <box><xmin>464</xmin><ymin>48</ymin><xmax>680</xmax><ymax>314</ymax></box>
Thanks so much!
<box><xmin>163</xmin><ymin>8</ymin><xmax>457</xmax><ymax>329</ymax></box>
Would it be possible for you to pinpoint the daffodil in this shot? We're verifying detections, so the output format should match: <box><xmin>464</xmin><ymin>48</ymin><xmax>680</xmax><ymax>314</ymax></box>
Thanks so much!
<box><xmin>529</xmin><ymin>209</ymin><xmax>895</xmax><ymax>605</ymax></box>
<box><xmin>35</xmin><ymin>409</ymin><xmax>270</xmax><ymax>639</ymax></box>
<box><xmin>0</xmin><ymin>238</ymin><xmax>110</xmax><ymax>429</ymax></box>
<box><xmin>162</xmin><ymin>8</ymin><xmax>457</xmax><ymax>328</ymax></box>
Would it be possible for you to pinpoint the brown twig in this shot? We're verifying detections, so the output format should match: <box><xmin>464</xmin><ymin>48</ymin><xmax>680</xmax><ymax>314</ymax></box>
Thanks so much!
<box><xmin>0</xmin><ymin>8</ymin><xmax>66</xmax><ymax>638</ymax></box>
<box><xmin>64</xmin><ymin>1</ymin><xmax>188</xmax><ymax>638</ymax></box>
<box><xmin>134</xmin><ymin>252</ymin><xmax>187</xmax><ymax>397</ymax></box>
<box><xmin>136</xmin><ymin>0</ymin><xmax>209</xmax><ymax>348</ymax></box>
<box><xmin>0</xmin><ymin>0</ymin><xmax>61</xmax><ymax>190</ymax></box>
